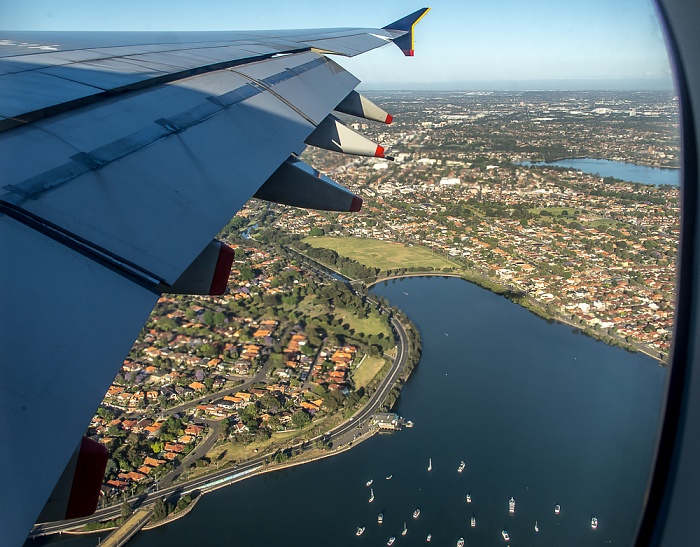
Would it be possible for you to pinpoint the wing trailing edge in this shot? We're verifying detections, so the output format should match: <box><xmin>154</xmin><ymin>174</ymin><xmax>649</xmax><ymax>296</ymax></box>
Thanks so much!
<box><xmin>165</xmin><ymin>240</ymin><xmax>234</xmax><ymax>296</ymax></box>
<box><xmin>38</xmin><ymin>437</ymin><xmax>109</xmax><ymax>522</ymax></box>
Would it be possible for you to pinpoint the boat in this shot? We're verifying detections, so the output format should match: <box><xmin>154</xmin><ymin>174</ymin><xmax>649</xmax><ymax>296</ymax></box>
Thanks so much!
<box><xmin>368</xmin><ymin>488</ymin><xmax>374</xmax><ymax>503</ymax></box>
<box><xmin>466</xmin><ymin>494</ymin><xmax>472</xmax><ymax>503</ymax></box>
<box><xmin>535</xmin><ymin>520</ymin><xmax>539</xmax><ymax>532</ymax></box>
<box><xmin>378</xmin><ymin>513</ymin><xmax>384</xmax><ymax>524</ymax></box>
<box><xmin>426</xmin><ymin>534</ymin><xmax>432</xmax><ymax>542</ymax></box>
<box><xmin>591</xmin><ymin>516</ymin><xmax>598</xmax><ymax>530</ymax></box>
<box><xmin>509</xmin><ymin>497</ymin><xmax>515</xmax><ymax>514</ymax></box>
<box><xmin>402</xmin><ymin>522</ymin><xmax>408</xmax><ymax>536</ymax></box>
<box><xmin>413</xmin><ymin>508</ymin><xmax>421</xmax><ymax>519</ymax></box>
<box><xmin>502</xmin><ymin>530</ymin><xmax>510</xmax><ymax>541</ymax></box>
<box><xmin>387</xmin><ymin>537</ymin><xmax>395</xmax><ymax>546</ymax></box>
<box><xmin>457</xmin><ymin>538</ymin><xmax>465</xmax><ymax>547</ymax></box>
<box><xmin>366</xmin><ymin>479</ymin><xmax>373</xmax><ymax>487</ymax></box>
<box><xmin>386</xmin><ymin>475</ymin><xmax>393</xmax><ymax>480</ymax></box>
<box><xmin>457</xmin><ymin>461</ymin><xmax>466</xmax><ymax>473</ymax></box>
<box><xmin>356</xmin><ymin>527</ymin><xmax>365</xmax><ymax>536</ymax></box>
<box><xmin>555</xmin><ymin>503</ymin><xmax>561</xmax><ymax>515</ymax></box>
<box><xmin>471</xmin><ymin>516</ymin><xmax>476</xmax><ymax>527</ymax></box>
<box><xmin>428</xmin><ymin>458</ymin><xmax>432</xmax><ymax>471</ymax></box>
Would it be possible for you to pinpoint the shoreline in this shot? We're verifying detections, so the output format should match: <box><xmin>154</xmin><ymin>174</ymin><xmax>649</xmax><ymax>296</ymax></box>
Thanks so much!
<box><xmin>56</xmin><ymin>308</ymin><xmax>416</xmax><ymax>539</ymax></box>
<box><xmin>521</xmin><ymin>156</ymin><xmax>680</xmax><ymax>171</ymax></box>
<box><xmin>370</xmin><ymin>272</ymin><xmax>665</xmax><ymax>364</ymax></box>
<box><xmin>140</xmin><ymin>428</ymin><xmax>379</xmax><ymax>531</ymax></box>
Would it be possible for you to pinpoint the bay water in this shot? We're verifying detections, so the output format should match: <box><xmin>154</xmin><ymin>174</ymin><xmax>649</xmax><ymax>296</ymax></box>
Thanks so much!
<box><xmin>522</xmin><ymin>158</ymin><xmax>679</xmax><ymax>186</ymax></box>
<box><xmin>33</xmin><ymin>277</ymin><xmax>667</xmax><ymax>547</ymax></box>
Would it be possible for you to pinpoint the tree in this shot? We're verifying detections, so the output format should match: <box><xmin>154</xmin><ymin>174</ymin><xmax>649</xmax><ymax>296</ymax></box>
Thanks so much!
<box><xmin>153</xmin><ymin>498</ymin><xmax>167</xmax><ymax>521</ymax></box>
<box><xmin>291</xmin><ymin>410</ymin><xmax>311</xmax><ymax>429</ymax></box>
<box><xmin>120</xmin><ymin>500</ymin><xmax>133</xmax><ymax>519</ymax></box>
<box><xmin>322</xmin><ymin>389</ymin><xmax>345</xmax><ymax>413</ymax></box>
<box><xmin>239</xmin><ymin>266</ymin><xmax>255</xmax><ymax>281</ymax></box>
<box><xmin>309</xmin><ymin>227</ymin><xmax>325</xmax><ymax>236</ymax></box>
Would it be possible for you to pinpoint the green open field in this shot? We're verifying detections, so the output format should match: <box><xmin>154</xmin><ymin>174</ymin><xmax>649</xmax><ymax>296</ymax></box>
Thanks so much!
<box><xmin>291</xmin><ymin>296</ymin><xmax>391</xmax><ymax>340</ymax></box>
<box><xmin>337</xmin><ymin>309</ymin><xmax>392</xmax><ymax>340</ymax></box>
<box><xmin>303</xmin><ymin>236</ymin><xmax>456</xmax><ymax>271</ymax></box>
<box><xmin>352</xmin><ymin>355</ymin><xmax>387</xmax><ymax>388</ymax></box>
<box><xmin>529</xmin><ymin>207</ymin><xmax>582</xmax><ymax>216</ymax></box>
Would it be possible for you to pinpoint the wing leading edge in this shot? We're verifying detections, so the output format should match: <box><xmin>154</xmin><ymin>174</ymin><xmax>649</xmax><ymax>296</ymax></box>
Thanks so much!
<box><xmin>0</xmin><ymin>9</ymin><xmax>429</xmax><ymax>545</ymax></box>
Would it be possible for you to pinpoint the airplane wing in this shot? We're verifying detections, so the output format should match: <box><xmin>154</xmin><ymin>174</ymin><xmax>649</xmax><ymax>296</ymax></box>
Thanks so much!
<box><xmin>0</xmin><ymin>8</ymin><xmax>429</xmax><ymax>545</ymax></box>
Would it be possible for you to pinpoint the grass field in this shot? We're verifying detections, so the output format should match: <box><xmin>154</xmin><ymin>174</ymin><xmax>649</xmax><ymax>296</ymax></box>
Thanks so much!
<box><xmin>352</xmin><ymin>355</ymin><xmax>387</xmax><ymax>388</ymax></box>
<box><xmin>303</xmin><ymin>236</ymin><xmax>456</xmax><ymax>271</ymax></box>
<box><xmin>529</xmin><ymin>207</ymin><xmax>582</xmax><ymax>216</ymax></box>
<box><xmin>336</xmin><ymin>309</ymin><xmax>392</xmax><ymax>340</ymax></box>
<box><xmin>291</xmin><ymin>297</ymin><xmax>391</xmax><ymax>339</ymax></box>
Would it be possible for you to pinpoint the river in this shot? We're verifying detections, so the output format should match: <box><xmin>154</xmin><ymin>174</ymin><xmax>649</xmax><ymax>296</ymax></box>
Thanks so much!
<box><xmin>522</xmin><ymin>158</ymin><xmax>679</xmax><ymax>186</ymax></box>
<box><xmin>30</xmin><ymin>277</ymin><xmax>667</xmax><ymax>547</ymax></box>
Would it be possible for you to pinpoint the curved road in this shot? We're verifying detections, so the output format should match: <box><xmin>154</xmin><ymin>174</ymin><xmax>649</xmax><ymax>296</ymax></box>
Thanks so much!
<box><xmin>30</xmin><ymin>314</ymin><xmax>411</xmax><ymax>538</ymax></box>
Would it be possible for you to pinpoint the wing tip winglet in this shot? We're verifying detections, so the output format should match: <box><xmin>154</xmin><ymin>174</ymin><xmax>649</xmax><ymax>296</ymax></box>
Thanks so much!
<box><xmin>385</xmin><ymin>113</ymin><xmax>393</xmax><ymax>124</ymax></box>
<box><xmin>383</xmin><ymin>7</ymin><xmax>431</xmax><ymax>57</ymax></box>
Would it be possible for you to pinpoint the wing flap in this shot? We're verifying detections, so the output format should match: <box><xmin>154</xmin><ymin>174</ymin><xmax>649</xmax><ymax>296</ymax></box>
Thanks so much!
<box><xmin>1</xmin><ymin>51</ymin><xmax>359</xmax><ymax>286</ymax></box>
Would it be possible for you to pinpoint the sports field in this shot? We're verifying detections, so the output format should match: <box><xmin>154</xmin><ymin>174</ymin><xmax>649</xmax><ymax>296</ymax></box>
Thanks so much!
<box><xmin>303</xmin><ymin>237</ymin><xmax>456</xmax><ymax>271</ymax></box>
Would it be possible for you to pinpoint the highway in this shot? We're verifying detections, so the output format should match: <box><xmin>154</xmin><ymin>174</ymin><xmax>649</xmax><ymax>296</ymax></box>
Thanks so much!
<box><xmin>30</xmin><ymin>310</ymin><xmax>411</xmax><ymax>538</ymax></box>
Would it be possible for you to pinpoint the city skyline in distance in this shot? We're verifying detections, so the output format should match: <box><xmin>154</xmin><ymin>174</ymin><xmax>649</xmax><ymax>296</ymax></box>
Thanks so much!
<box><xmin>0</xmin><ymin>0</ymin><xmax>674</xmax><ymax>91</ymax></box>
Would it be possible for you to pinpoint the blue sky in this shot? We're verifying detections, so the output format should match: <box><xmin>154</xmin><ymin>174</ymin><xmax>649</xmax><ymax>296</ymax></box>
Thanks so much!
<box><xmin>0</xmin><ymin>0</ymin><xmax>675</xmax><ymax>90</ymax></box>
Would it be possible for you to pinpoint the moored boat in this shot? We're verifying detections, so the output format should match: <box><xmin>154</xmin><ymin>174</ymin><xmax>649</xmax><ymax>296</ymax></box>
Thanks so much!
<box><xmin>471</xmin><ymin>516</ymin><xmax>476</xmax><ymax>527</ymax></box>
<box><xmin>387</xmin><ymin>537</ymin><xmax>395</xmax><ymax>546</ymax></box>
<box><xmin>502</xmin><ymin>530</ymin><xmax>510</xmax><ymax>542</ymax></box>
<box><xmin>457</xmin><ymin>461</ymin><xmax>466</xmax><ymax>473</ymax></box>
<box><xmin>509</xmin><ymin>497</ymin><xmax>515</xmax><ymax>514</ymax></box>
<box><xmin>366</xmin><ymin>479</ymin><xmax>373</xmax><ymax>487</ymax></box>
<box><xmin>466</xmin><ymin>494</ymin><xmax>472</xmax><ymax>503</ymax></box>
<box><xmin>457</xmin><ymin>538</ymin><xmax>465</xmax><ymax>547</ymax></box>
<box><xmin>591</xmin><ymin>516</ymin><xmax>598</xmax><ymax>530</ymax></box>
<box><xmin>426</xmin><ymin>533</ymin><xmax>432</xmax><ymax>542</ymax></box>
<box><xmin>413</xmin><ymin>508</ymin><xmax>421</xmax><ymax>519</ymax></box>
<box><xmin>378</xmin><ymin>513</ymin><xmax>384</xmax><ymax>524</ymax></box>
<box><xmin>555</xmin><ymin>503</ymin><xmax>561</xmax><ymax>515</ymax></box>
<box><xmin>356</xmin><ymin>527</ymin><xmax>365</xmax><ymax>536</ymax></box>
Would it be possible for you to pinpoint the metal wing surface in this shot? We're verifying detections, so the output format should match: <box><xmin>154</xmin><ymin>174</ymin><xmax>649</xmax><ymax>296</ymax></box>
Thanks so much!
<box><xmin>0</xmin><ymin>8</ymin><xmax>429</xmax><ymax>545</ymax></box>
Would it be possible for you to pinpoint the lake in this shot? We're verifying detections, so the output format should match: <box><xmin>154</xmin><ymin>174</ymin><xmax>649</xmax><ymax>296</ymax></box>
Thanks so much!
<box><xmin>522</xmin><ymin>158</ymin><xmax>679</xmax><ymax>186</ymax></box>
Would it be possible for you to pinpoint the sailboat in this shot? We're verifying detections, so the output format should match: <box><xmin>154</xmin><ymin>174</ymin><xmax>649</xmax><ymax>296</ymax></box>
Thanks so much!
<box><xmin>428</xmin><ymin>458</ymin><xmax>432</xmax><ymax>471</ymax></box>
<box><xmin>368</xmin><ymin>488</ymin><xmax>374</xmax><ymax>503</ymax></box>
